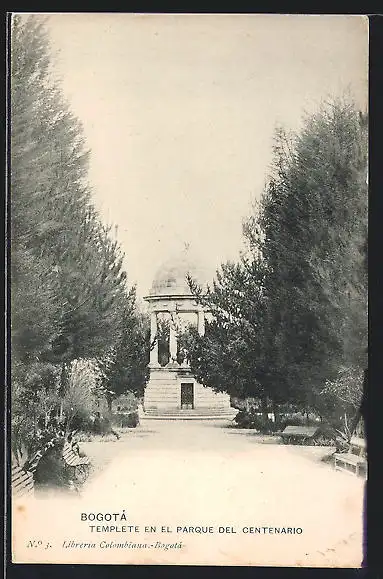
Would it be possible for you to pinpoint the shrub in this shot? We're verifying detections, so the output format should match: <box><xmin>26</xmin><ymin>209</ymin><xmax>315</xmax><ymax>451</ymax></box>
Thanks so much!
<box><xmin>250</xmin><ymin>415</ymin><xmax>280</xmax><ymax>434</ymax></box>
<box><xmin>281</xmin><ymin>415</ymin><xmax>320</xmax><ymax>428</ymax></box>
<box><xmin>70</xmin><ymin>413</ymin><xmax>94</xmax><ymax>433</ymax></box>
<box><xmin>33</xmin><ymin>439</ymin><xmax>71</xmax><ymax>490</ymax></box>
<box><xmin>62</xmin><ymin>361</ymin><xmax>97</xmax><ymax>430</ymax></box>
<box><xmin>234</xmin><ymin>410</ymin><xmax>253</xmax><ymax>428</ymax></box>
<box><xmin>233</xmin><ymin>411</ymin><xmax>279</xmax><ymax>433</ymax></box>
<box><xmin>11</xmin><ymin>362</ymin><xmax>61</xmax><ymax>462</ymax></box>
<box><xmin>113</xmin><ymin>411</ymin><xmax>139</xmax><ymax>428</ymax></box>
<box><xmin>113</xmin><ymin>392</ymin><xmax>138</xmax><ymax>413</ymax></box>
<box><xmin>90</xmin><ymin>413</ymin><xmax>113</xmax><ymax>435</ymax></box>
<box><xmin>313</xmin><ymin>435</ymin><xmax>336</xmax><ymax>447</ymax></box>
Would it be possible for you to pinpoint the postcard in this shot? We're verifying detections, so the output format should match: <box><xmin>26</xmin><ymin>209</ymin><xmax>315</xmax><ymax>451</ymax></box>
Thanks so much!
<box><xmin>9</xmin><ymin>13</ymin><xmax>368</xmax><ymax>567</ymax></box>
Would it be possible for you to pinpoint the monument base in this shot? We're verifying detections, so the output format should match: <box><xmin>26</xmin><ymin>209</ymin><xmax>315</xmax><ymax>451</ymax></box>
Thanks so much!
<box><xmin>142</xmin><ymin>365</ymin><xmax>237</xmax><ymax>420</ymax></box>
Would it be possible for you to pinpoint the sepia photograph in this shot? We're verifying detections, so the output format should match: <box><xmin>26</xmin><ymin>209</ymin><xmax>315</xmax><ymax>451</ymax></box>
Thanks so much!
<box><xmin>9</xmin><ymin>13</ymin><xmax>368</xmax><ymax>567</ymax></box>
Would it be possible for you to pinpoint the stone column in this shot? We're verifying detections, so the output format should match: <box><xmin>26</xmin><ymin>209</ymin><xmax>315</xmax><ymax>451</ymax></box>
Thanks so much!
<box><xmin>169</xmin><ymin>325</ymin><xmax>178</xmax><ymax>363</ymax></box>
<box><xmin>197</xmin><ymin>307</ymin><xmax>205</xmax><ymax>336</ymax></box>
<box><xmin>149</xmin><ymin>311</ymin><xmax>160</xmax><ymax>367</ymax></box>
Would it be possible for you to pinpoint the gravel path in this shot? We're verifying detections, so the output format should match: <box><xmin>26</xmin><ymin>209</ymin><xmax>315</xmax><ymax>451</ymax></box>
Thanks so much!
<box><xmin>79</xmin><ymin>420</ymin><xmax>364</xmax><ymax>567</ymax></box>
<box><xmin>13</xmin><ymin>419</ymin><xmax>364</xmax><ymax>567</ymax></box>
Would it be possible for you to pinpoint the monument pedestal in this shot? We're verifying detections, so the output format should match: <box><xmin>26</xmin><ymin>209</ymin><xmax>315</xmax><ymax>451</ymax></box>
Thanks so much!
<box><xmin>143</xmin><ymin>365</ymin><xmax>236</xmax><ymax>419</ymax></box>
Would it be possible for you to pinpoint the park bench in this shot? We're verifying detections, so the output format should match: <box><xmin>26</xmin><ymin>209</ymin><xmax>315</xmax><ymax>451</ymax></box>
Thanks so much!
<box><xmin>334</xmin><ymin>437</ymin><xmax>367</xmax><ymax>477</ymax></box>
<box><xmin>11</xmin><ymin>436</ymin><xmax>58</xmax><ymax>498</ymax></box>
<box><xmin>280</xmin><ymin>425</ymin><xmax>320</xmax><ymax>445</ymax></box>
<box><xmin>62</xmin><ymin>437</ymin><xmax>90</xmax><ymax>484</ymax></box>
<box><xmin>12</xmin><ymin>464</ymin><xmax>34</xmax><ymax>498</ymax></box>
<box><xmin>12</xmin><ymin>431</ymin><xmax>91</xmax><ymax>496</ymax></box>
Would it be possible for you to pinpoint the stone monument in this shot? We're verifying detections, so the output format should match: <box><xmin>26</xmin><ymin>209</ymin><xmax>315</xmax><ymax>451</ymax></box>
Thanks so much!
<box><xmin>142</xmin><ymin>247</ymin><xmax>236</xmax><ymax>419</ymax></box>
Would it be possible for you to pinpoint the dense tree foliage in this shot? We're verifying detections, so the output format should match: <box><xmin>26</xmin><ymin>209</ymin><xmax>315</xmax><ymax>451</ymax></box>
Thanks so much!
<box><xmin>101</xmin><ymin>304</ymin><xmax>150</xmax><ymax>409</ymax></box>
<box><xmin>184</xmin><ymin>99</ymin><xmax>367</xmax><ymax>423</ymax></box>
<box><xmin>11</xmin><ymin>15</ymin><xmax>149</xmax><ymax>456</ymax></box>
<box><xmin>254</xmin><ymin>103</ymin><xmax>367</xmax><ymax>407</ymax></box>
<box><xmin>11</xmin><ymin>16</ymin><xmax>130</xmax><ymax>369</ymax></box>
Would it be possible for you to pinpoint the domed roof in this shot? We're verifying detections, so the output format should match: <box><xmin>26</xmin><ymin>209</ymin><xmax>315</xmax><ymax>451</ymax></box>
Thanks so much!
<box><xmin>149</xmin><ymin>247</ymin><xmax>208</xmax><ymax>297</ymax></box>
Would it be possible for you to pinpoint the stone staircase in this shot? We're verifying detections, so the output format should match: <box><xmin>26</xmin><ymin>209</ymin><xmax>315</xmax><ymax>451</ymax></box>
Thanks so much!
<box><xmin>141</xmin><ymin>407</ymin><xmax>238</xmax><ymax>421</ymax></box>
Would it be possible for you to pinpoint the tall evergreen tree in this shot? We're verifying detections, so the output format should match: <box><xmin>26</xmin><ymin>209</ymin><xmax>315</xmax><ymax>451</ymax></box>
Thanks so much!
<box><xmin>101</xmin><ymin>305</ymin><xmax>150</xmax><ymax>410</ymax></box>
<box><xmin>10</xmin><ymin>15</ymin><xmax>149</xmax><ymax>447</ymax></box>
<box><xmin>184</xmin><ymin>99</ymin><xmax>367</xmax><ymax>421</ymax></box>
<box><xmin>11</xmin><ymin>15</ymin><xmax>131</xmax><ymax>373</ymax></box>
<box><xmin>255</xmin><ymin>101</ymin><xmax>367</xmax><ymax>409</ymax></box>
<box><xmin>11</xmin><ymin>14</ymin><xmax>91</xmax><ymax>363</ymax></box>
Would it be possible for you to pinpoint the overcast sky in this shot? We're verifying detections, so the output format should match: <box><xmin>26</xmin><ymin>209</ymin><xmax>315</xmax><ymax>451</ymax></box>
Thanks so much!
<box><xmin>42</xmin><ymin>14</ymin><xmax>368</xmax><ymax>298</ymax></box>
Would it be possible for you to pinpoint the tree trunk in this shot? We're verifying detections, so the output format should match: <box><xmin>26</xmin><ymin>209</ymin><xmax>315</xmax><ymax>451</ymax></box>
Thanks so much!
<box><xmin>59</xmin><ymin>361</ymin><xmax>69</xmax><ymax>397</ymax></box>
<box><xmin>106</xmin><ymin>395</ymin><xmax>113</xmax><ymax>413</ymax></box>
<box><xmin>272</xmin><ymin>401</ymin><xmax>280</xmax><ymax>427</ymax></box>
<box><xmin>59</xmin><ymin>361</ymin><xmax>70</xmax><ymax>425</ymax></box>
<box><xmin>261</xmin><ymin>396</ymin><xmax>268</xmax><ymax>421</ymax></box>
<box><xmin>348</xmin><ymin>409</ymin><xmax>361</xmax><ymax>440</ymax></box>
